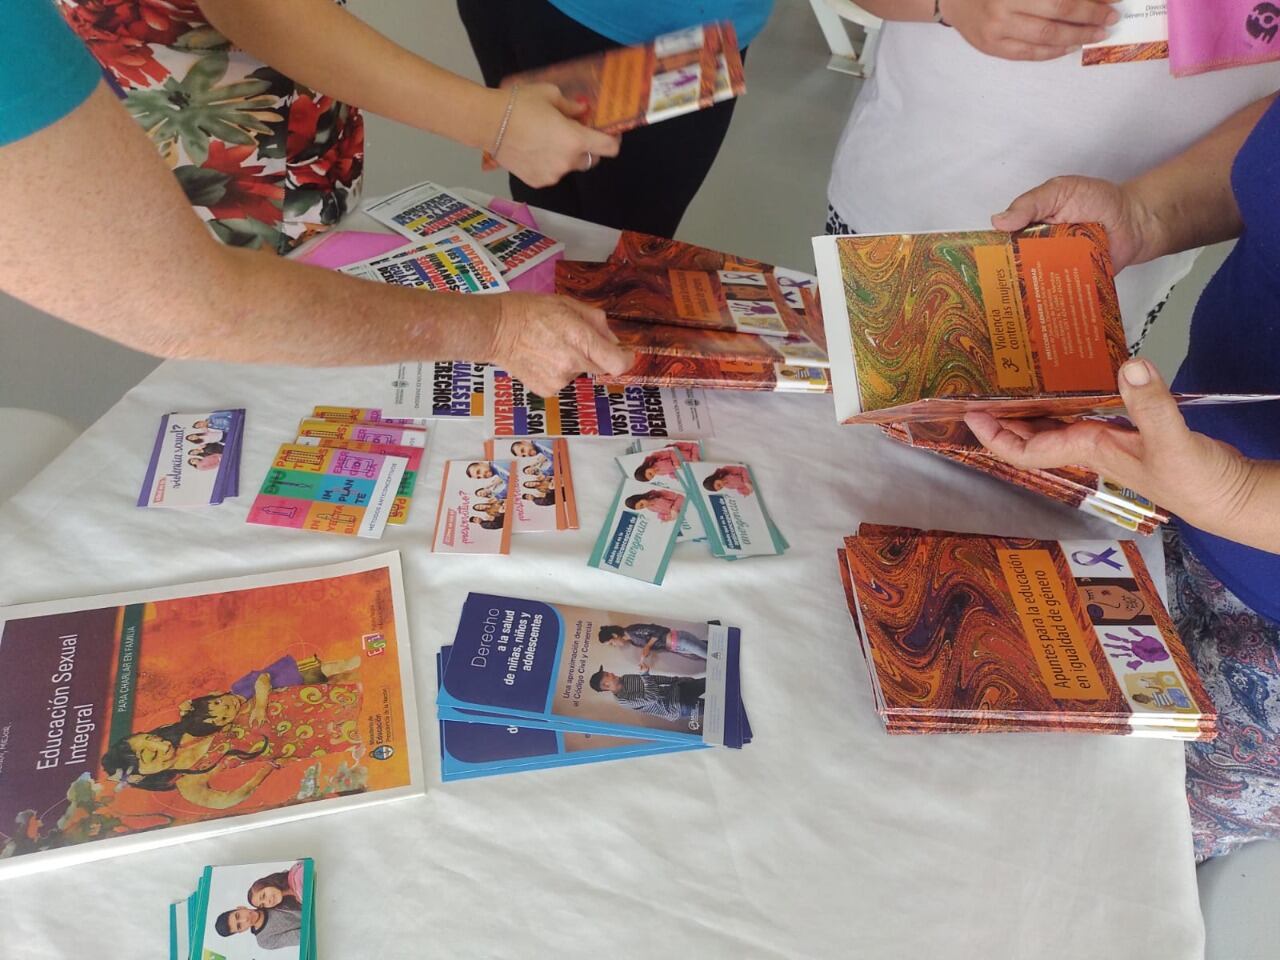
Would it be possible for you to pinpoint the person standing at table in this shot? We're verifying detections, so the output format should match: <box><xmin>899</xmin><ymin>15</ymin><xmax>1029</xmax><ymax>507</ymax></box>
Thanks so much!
<box><xmin>55</xmin><ymin>0</ymin><xmax>621</xmax><ymax>253</ymax></box>
<box><xmin>826</xmin><ymin>0</ymin><xmax>1280</xmax><ymax>349</ymax></box>
<box><xmin>456</xmin><ymin>1</ymin><xmax>776</xmax><ymax>238</ymax></box>
<box><xmin>964</xmin><ymin>91</ymin><xmax>1280</xmax><ymax>861</ymax></box>
<box><xmin>0</xmin><ymin>1</ymin><xmax>631</xmax><ymax>396</ymax></box>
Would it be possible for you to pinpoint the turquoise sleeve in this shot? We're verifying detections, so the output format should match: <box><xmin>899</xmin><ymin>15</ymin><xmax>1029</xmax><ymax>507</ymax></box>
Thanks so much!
<box><xmin>0</xmin><ymin>0</ymin><xmax>102</xmax><ymax>147</ymax></box>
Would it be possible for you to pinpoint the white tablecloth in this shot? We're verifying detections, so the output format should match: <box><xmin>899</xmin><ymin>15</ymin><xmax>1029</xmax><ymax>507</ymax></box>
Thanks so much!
<box><xmin>0</xmin><ymin>207</ymin><xmax>1203</xmax><ymax>959</ymax></box>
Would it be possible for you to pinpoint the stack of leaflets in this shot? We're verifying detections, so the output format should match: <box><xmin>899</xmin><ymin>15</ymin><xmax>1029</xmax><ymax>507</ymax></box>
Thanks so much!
<box><xmin>0</xmin><ymin>554</ymin><xmax>420</xmax><ymax>878</ymax></box>
<box><xmin>139</xmin><ymin>409</ymin><xmax>245</xmax><ymax>508</ymax></box>
<box><xmin>436</xmin><ymin>593</ymin><xmax>751</xmax><ymax>780</ymax></box>
<box><xmin>432</xmin><ymin>439</ymin><xmax>579</xmax><ymax>555</ymax></box>
<box><xmin>170</xmin><ymin>859</ymin><xmax>315</xmax><ymax>960</ymax></box>
<box><xmin>590</xmin><ymin>440</ymin><xmax>787</xmax><ymax>584</ymax></box>
<box><xmin>362</xmin><ymin>181</ymin><xmax>564</xmax><ymax>284</ymax></box>
<box><xmin>490</xmin><ymin>22</ymin><xmax>746</xmax><ymax>140</ymax></box>
<box><xmin>837</xmin><ymin>524</ymin><xmax>1216</xmax><ymax>739</ymax></box>
<box><xmin>247</xmin><ymin>406</ymin><xmax>429</xmax><ymax>538</ymax></box>
<box><xmin>557</xmin><ymin>230</ymin><xmax>832</xmax><ymax>394</ymax></box>
<box><xmin>880</xmin><ymin>421</ymin><xmax>1168</xmax><ymax>534</ymax></box>
<box><xmin>812</xmin><ymin>224</ymin><xmax>1280</xmax><ymax>527</ymax></box>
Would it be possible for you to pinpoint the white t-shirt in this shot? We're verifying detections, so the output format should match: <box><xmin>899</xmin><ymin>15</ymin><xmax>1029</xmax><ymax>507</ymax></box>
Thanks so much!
<box><xmin>828</xmin><ymin>23</ymin><xmax>1280</xmax><ymax>345</ymax></box>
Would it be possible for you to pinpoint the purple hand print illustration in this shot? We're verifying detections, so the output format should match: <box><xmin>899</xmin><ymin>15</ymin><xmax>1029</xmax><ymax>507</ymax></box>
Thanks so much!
<box><xmin>1103</xmin><ymin>627</ymin><xmax>1171</xmax><ymax>671</ymax></box>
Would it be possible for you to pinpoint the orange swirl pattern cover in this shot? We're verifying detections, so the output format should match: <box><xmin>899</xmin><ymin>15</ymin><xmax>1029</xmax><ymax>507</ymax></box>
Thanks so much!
<box><xmin>820</xmin><ymin>223</ymin><xmax>1129</xmax><ymax>424</ymax></box>
<box><xmin>600</xmin><ymin>354</ymin><xmax>830</xmax><ymax>393</ymax></box>
<box><xmin>838</xmin><ymin>525</ymin><xmax>1215</xmax><ymax>738</ymax></box>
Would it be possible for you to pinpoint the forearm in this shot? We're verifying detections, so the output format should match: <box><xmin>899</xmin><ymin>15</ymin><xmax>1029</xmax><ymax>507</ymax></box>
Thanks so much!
<box><xmin>0</xmin><ymin>85</ymin><xmax>501</xmax><ymax>367</ymax></box>
<box><xmin>1126</xmin><ymin>93</ymin><xmax>1277</xmax><ymax>262</ymax></box>
<box><xmin>1196</xmin><ymin>459</ymin><xmax>1280</xmax><ymax>555</ymax></box>
<box><xmin>850</xmin><ymin>0</ymin><xmax>934</xmax><ymax>21</ymax></box>
<box><xmin>199</xmin><ymin>0</ymin><xmax>504</xmax><ymax>150</ymax></box>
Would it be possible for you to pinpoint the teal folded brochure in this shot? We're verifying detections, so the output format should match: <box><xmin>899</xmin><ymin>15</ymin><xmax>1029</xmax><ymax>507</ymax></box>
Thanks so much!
<box><xmin>170</xmin><ymin>858</ymin><xmax>315</xmax><ymax>960</ymax></box>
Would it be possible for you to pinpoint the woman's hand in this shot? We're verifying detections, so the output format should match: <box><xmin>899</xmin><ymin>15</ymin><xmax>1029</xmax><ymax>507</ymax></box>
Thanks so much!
<box><xmin>939</xmin><ymin>0</ymin><xmax>1120</xmax><ymax>61</ymax></box>
<box><xmin>963</xmin><ymin>358</ymin><xmax>1257</xmax><ymax>531</ymax></box>
<box><xmin>493</xmin><ymin>83</ymin><xmax>621</xmax><ymax>187</ymax></box>
<box><xmin>485</xmin><ymin>293</ymin><xmax>634</xmax><ymax>397</ymax></box>
<box><xmin>992</xmin><ymin>175</ymin><xmax>1160</xmax><ymax>270</ymax></box>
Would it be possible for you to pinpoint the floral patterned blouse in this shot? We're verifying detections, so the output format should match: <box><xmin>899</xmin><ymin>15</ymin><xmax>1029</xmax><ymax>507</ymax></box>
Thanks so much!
<box><xmin>57</xmin><ymin>0</ymin><xmax>363</xmax><ymax>252</ymax></box>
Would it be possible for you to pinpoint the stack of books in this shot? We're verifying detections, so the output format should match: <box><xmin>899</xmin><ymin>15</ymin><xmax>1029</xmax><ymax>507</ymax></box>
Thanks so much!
<box><xmin>436</xmin><ymin>593</ymin><xmax>750</xmax><ymax>780</ymax></box>
<box><xmin>558</xmin><ymin>231</ymin><xmax>832</xmax><ymax>393</ymax></box>
<box><xmin>813</xmin><ymin>223</ymin><xmax>1280</xmax><ymax>531</ymax></box>
<box><xmin>837</xmin><ymin>524</ymin><xmax>1216</xmax><ymax>739</ymax></box>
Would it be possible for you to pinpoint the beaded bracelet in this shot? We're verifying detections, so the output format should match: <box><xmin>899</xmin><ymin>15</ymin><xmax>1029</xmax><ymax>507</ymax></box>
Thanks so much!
<box><xmin>491</xmin><ymin>84</ymin><xmax>520</xmax><ymax>159</ymax></box>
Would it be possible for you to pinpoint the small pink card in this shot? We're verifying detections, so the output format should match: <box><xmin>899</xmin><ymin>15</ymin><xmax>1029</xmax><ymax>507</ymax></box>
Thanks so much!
<box><xmin>296</xmin><ymin>231</ymin><xmax>409</xmax><ymax>269</ymax></box>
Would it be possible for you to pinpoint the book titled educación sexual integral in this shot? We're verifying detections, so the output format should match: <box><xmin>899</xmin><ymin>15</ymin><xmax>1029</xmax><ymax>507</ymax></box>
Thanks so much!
<box><xmin>837</xmin><ymin>524</ymin><xmax>1215</xmax><ymax>739</ymax></box>
<box><xmin>813</xmin><ymin>224</ymin><xmax>1280</xmax><ymax>424</ymax></box>
<box><xmin>0</xmin><ymin>554</ymin><xmax>422</xmax><ymax>878</ymax></box>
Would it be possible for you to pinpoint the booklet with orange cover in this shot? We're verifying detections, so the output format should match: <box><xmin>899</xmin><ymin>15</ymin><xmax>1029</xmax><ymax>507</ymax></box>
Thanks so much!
<box><xmin>837</xmin><ymin>524</ymin><xmax>1215</xmax><ymax>739</ymax></box>
<box><xmin>496</xmin><ymin>22</ymin><xmax>744</xmax><ymax>137</ymax></box>
<box><xmin>601</xmin><ymin>354</ymin><xmax>831</xmax><ymax>394</ymax></box>
<box><xmin>813</xmin><ymin>224</ymin><xmax>1280</xmax><ymax>424</ymax></box>
<box><xmin>559</xmin><ymin>260</ymin><xmax>806</xmax><ymax>339</ymax></box>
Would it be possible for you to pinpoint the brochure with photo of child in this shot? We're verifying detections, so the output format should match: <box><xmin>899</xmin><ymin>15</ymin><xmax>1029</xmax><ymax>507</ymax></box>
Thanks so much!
<box><xmin>432</xmin><ymin>460</ymin><xmax>516</xmax><ymax>555</ymax></box>
<box><xmin>437</xmin><ymin>593</ymin><xmax>747</xmax><ymax>748</ymax></box>
<box><xmin>616</xmin><ymin>444</ymin><xmax>706</xmax><ymax>543</ymax></box>
<box><xmin>435</xmin><ymin>651</ymin><xmax>699</xmax><ymax>781</ymax></box>
<box><xmin>483</xmin><ymin>438</ymin><xmax>578</xmax><ymax>532</ymax></box>
<box><xmin>0</xmin><ymin>554</ymin><xmax>421</xmax><ymax>879</ymax></box>
<box><xmin>181</xmin><ymin>859</ymin><xmax>316</xmax><ymax>960</ymax></box>
<box><xmin>589</xmin><ymin>471</ymin><xmax>690</xmax><ymax>584</ymax></box>
<box><xmin>681</xmin><ymin>460</ymin><xmax>788</xmax><ymax>559</ymax></box>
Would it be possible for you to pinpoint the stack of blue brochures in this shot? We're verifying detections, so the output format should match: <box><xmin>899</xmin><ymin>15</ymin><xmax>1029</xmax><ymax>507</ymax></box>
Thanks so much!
<box><xmin>436</xmin><ymin>592</ymin><xmax>751</xmax><ymax>780</ymax></box>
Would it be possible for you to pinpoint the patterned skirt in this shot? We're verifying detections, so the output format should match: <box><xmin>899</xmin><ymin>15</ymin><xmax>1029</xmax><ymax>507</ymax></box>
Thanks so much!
<box><xmin>1166</xmin><ymin>526</ymin><xmax>1280</xmax><ymax>861</ymax></box>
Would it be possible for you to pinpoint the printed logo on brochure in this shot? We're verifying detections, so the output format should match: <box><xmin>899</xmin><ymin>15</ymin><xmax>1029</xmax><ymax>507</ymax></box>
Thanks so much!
<box><xmin>371</xmin><ymin>745</ymin><xmax>395</xmax><ymax>761</ymax></box>
<box><xmin>362</xmin><ymin>632</ymin><xmax>387</xmax><ymax>657</ymax></box>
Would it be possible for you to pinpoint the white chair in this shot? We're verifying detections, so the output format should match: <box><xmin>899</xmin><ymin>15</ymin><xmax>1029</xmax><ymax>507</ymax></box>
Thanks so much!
<box><xmin>809</xmin><ymin>0</ymin><xmax>884</xmax><ymax>77</ymax></box>
<box><xmin>0</xmin><ymin>408</ymin><xmax>80</xmax><ymax>504</ymax></box>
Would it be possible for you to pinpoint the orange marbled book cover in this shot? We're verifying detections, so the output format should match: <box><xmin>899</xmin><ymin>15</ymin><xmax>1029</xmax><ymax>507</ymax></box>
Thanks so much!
<box><xmin>607</xmin><ymin>230</ymin><xmax>769</xmax><ymax>272</ymax></box>
<box><xmin>558</xmin><ymin>260</ymin><xmax>805</xmax><ymax>339</ymax></box>
<box><xmin>497</xmin><ymin>22</ymin><xmax>741</xmax><ymax>135</ymax></box>
<box><xmin>880</xmin><ymin>421</ymin><xmax>1168</xmax><ymax>533</ymax></box>
<box><xmin>600</xmin><ymin>353</ymin><xmax>830</xmax><ymax>393</ymax></box>
<box><xmin>606</xmin><ymin>317</ymin><xmax>828</xmax><ymax>367</ymax></box>
<box><xmin>813</xmin><ymin>224</ymin><xmax>1129</xmax><ymax>424</ymax></box>
<box><xmin>838</xmin><ymin>526</ymin><xmax>1214</xmax><ymax>737</ymax></box>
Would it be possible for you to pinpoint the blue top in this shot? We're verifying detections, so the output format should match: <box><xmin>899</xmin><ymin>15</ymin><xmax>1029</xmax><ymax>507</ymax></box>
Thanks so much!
<box><xmin>1172</xmin><ymin>94</ymin><xmax>1280</xmax><ymax>624</ymax></box>
<box><xmin>547</xmin><ymin>0</ymin><xmax>775</xmax><ymax>47</ymax></box>
<box><xmin>0</xmin><ymin>0</ymin><xmax>100</xmax><ymax>147</ymax></box>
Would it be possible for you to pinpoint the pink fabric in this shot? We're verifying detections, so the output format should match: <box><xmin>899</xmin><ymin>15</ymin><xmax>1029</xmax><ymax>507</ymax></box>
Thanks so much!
<box><xmin>1169</xmin><ymin>0</ymin><xmax>1280</xmax><ymax>77</ymax></box>
<box><xmin>296</xmin><ymin>230</ymin><xmax>407</xmax><ymax>269</ymax></box>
